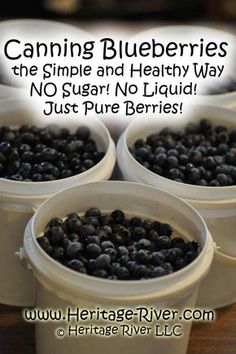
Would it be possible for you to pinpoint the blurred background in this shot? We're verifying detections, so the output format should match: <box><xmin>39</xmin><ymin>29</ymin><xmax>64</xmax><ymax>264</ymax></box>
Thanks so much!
<box><xmin>1</xmin><ymin>0</ymin><xmax>236</xmax><ymax>22</ymax></box>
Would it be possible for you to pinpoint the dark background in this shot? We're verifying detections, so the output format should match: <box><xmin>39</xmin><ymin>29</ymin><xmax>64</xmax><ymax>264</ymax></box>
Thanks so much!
<box><xmin>0</xmin><ymin>0</ymin><xmax>236</xmax><ymax>22</ymax></box>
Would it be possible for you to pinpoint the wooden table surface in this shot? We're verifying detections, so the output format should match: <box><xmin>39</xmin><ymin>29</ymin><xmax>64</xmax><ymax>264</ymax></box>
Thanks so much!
<box><xmin>0</xmin><ymin>303</ymin><xmax>235</xmax><ymax>354</ymax></box>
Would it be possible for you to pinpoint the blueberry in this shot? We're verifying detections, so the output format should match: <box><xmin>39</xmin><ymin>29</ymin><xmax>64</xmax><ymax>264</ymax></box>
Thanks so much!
<box><xmin>156</xmin><ymin>236</ymin><xmax>171</xmax><ymax>249</ymax></box>
<box><xmin>154</xmin><ymin>146</ymin><xmax>165</xmax><ymax>154</ymax></box>
<box><xmin>101</xmin><ymin>241</ymin><xmax>115</xmax><ymax>250</ymax></box>
<box><xmin>10</xmin><ymin>174</ymin><xmax>23</xmax><ymax>181</ymax></box>
<box><xmin>7</xmin><ymin>160</ymin><xmax>20</xmax><ymax>174</ymax></box>
<box><xmin>0</xmin><ymin>152</ymin><xmax>6</xmax><ymax>163</ymax></box>
<box><xmin>61</xmin><ymin>169</ymin><xmax>73</xmax><ymax>178</ymax></box>
<box><xmin>83</xmin><ymin>159</ymin><xmax>94</xmax><ymax>169</ymax></box>
<box><xmin>111</xmin><ymin>209</ymin><xmax>125</xmax><ymax>223</ymax></box>
<box><xmin>37</xmin><ymin>236</ymin><xmax>52</xmax><ymax>254</ymax></box>
<box><xmin>69</xmin><ymin>233</ymin><xmax>79</xmax><ymax>242</ymax></box>
<box><xmin>184</xmin><ymin>241</ymin><xmax>199</xmax><ymax>253</ymax></box>
<box><xmin>217</xmin><ymin>143</ymin><xmax>229</xmax><ymax>154</ymax></box>
<box><xmin>137</xmin><ymin>238</ymin><xmax>152</xmax><ymax>250</ymax></box>
<box><xmin>179</xmin><ymin>154</ymin><xmax>189</xmax><ymax>165</ymax></box>
<box><xmin>134</xmin><ymin>139</ymin><xmax>145</xmax><ymax>149</ymax></box>
<box><xmin>148</xmin><ymin>229</ymin><xmax>159</xmax><ymax>242</ymax></box>
<box><xmin>85</xmin><ymin>208</ymin><xmax>101</xmax><ymax>218</ymax></box>
<box><xmin>151</xmin><ymin>221</ymin><xmax>161</xmax><ymax>232</ymax></box>
<box><xmin>226</xmin><ymin>152</ymin><xmax>236</xmax><ymax>165</ymax></box>
<box><xmin>111</xmin><ymin>233</ymin><xmax>124</xmax><ymax>246</ymax></box>
<box><xmin>188</xmin><ymin>168</ymin><xmax>201</xmax><ymax>183</ymax></box>
<box><xmin>95</xmin><ymin>254</ymin><xmax>111</xmax><ymax>269</ymax></box>
<box><xmin>161</xmin><ymin>262</ymin><xmax>173</xmax><ymax>274</ymax></box>
<box><xmin>117</xmin><ymin>267</ymin><xmax>130</xmax><ymax>280</ymax></box>
<box><xmin>20</xmin><ymin>132</ymin><xmax>36</xmax><ymax>144</ymax></box>
<box><xmin>174</xmin><ymin>257</ymin><xmax>187</xmax><ymax>270</ymax></box>
<box><xmin>50</xmin><ymin>226</ymin><xmax>66</xmax><ymax>245</ymax></box>
<box><xmin>133</xmin><ymin>227</ymin><xmax>147</xmax><ymax>240</ymax></box>
<box><xmin>130</xmin><ymin>217</ymin><xmax>142</xmax><ymax>227</ymax></box>
<box><xmin>151</xmin><ymin>266</ymin><xmax>167</xmax><ymax>278</ymax></box>
<box><xmin>165</xmin><ymin>248</ymin><xmax>182</xmax><ymax>263</ymax></box>
<box><xmin>84</xmin><ymin>216</ymin><xmax>99</xmax><ymax>227</ymax></box>
<box><xmin>159</xmin><ymin>223</ymin><xmax>172</xmax><ymax>237</ymax></box>
<box><xmin>3</xmin><ymin>131</ymin><xmax>16</xmax><ymax>142</ymax></box>
<box><xmin>190</xmin><ymin>151</ymin><xmax>202</xmax><ymax>165</ymax></box>
<box><xmin>67</xmin><ymin>259</ymin><xmax>86</xmax><ymax>273</ymax></box>
<box><xmin>185</xmin><ymin>122</ymin><xmax>199</xmax><ymax>134</ymax></box>
<box><xmin>135</xmin><ymin>264</ymin><xmax>149</xmax><ymax>278</ymax></box>
<box><xmin>199</xmin><ymin>119</ymin><xmax>212</xmax><ymax>132</ymax></box>
<box><xmin>215</xmin><ymin>125</ymin><xmax>227</xmax><ymax>133</ymax></box>
<box><xmin>110</xmin><ymin>262</ymin><xmax>121</xmax><ymax>275</ymax></box>
<box><xmin>100</xmin><ymin>215</ymin><xmax>113</xmax><ymax>227</ymax></box>
<box><xmin>86</xmin><ymin>243</ymin><xmax>102</xmax><ymax>258</ymax></box>
<box><xmin>98</xmin><ymin>230</ymin><xmax>109</xmax><ymax>241</ymax></box>
<box><xmin>143</xmin><ymin>219</ymin><xmax>153</xmax><ymax>231</ymax></box>
<box><xmin>216</xmin><ymin>132</ymin><xmax>229</xmax><ymax>144</ymax></box>
<box><xmin>19</xmin><ymin>144</ymin><xmax>31</xmax><ymax>153</ymax></box>
<box><xmin>216</xmin><ymin>173</ymin><xmax>229</xmax><ymax>186</ymax></box>
<box><xmin>0</xmin><ymin>141</ymin><xmax>11</xmax><ymax>154</ymax></box>
<box><xmin>135</xmin><ymin>147</ymin><xmax>150</xmax><ymax>160</ymax></box>
<box><xmin>86</xmin><ymin>235</ymin><xmax>100</xmax><ymax>245</ymax></box>
<box><xmin>66</xmin><ymin>218</ymin><xmax>82</xmax><ymax>233</ymax></box>
<box><xmin>32</xmin><ymin>173</ymin><xmax>43</xmax><ymax>182</ymax></box>
<box><xmin>185</xmin><ymin>251</ymin><xmax>198</xmax><ymax>263</ymax></box>
<box><xmin>92</xmin><ymin>269</ymin><xmax>108</xmax><ymax>278</ymax></box>
<box><xmin>167</xmin><ymin>149</ymin><xmax>179</xmax><ymax>157</ymax></box>
<box><xmin>150</xmin><ymin>252</ymin><xmax>165</xmax><ymax>266</ymax></box>
<box><xmin>136</xmin><ymin>250</ymin><xmax>151</xmax><ymax>264</ymax></box>
<box><xmin>66</xmin><ymin>242</ymin><xmax>83</xmax><ymax>259</ymax></box>
<box><xmin>119</xmin><ymin>255</ymin><xmax>130</xmax><ymax>266</ymax></box>
<box><xmin>52</xmin><ymin>246</ymin><xmax>65</xmax><ymax>260</ymax></box>
<box><xmin>152</xmin><ymin>165</ymin><xmax>163</xmax><ymax>175</ymax></box>
<box><xmin>76</xmin><ymin>126</ymin><xmax>90</xmax><ymax>140</ymax></box>
<box><xmin>209</xmin><ymin>179</ymin><xmax>220</xmax><ymax>187</ymax></box>
<box><xmin>197</xmin><ymin>179</ymin><xmax>208</xmax><ymax>186</ymax></box>
<box><xmin>80</xmin><ymin>224</ymin><xmax>96</xmax><ymax>237</ymax></box>
<box><xmin>154</xmin><ymin>153</ymin><xmax>167</xmax><ymax>166</ymax></box>
<box><xmin>167</xmin><ymin>156</ymin><xmax>179</xmax><ymax>167</ymax></box>
<box><xmin>9</xmin><ymin>149</ymin><xmax>19</xmax><ymax>161</ymax></box>
<box><xmin>104</xmin><ymin>248</ymin><xmax>117</xmax><ymax>262</ymax></box>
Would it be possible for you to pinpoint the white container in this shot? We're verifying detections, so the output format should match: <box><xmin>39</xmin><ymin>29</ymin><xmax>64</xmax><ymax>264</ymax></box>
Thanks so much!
<box><xmin>0</xmin><ymin>84</ymin><xmax>24</xmax><ymax>99</ymax></box>
<box><xmin>23</xmin><ymin>181</ymin><xmax>214</xmax><ymax>354</ymax></box>
<box><xmin>117</xmin><ymin>105</ymin><xmax>236</xmax><ymax>309</ymax></box>
<box><xmin>0</xmin><ymin>99</ymin><xmax>116</xmax><ymax>306</ymax></box>
<box><xmin>198</xmin><ymin>91</ymin><xmax>236</xmax><ymax>109</ymax></box>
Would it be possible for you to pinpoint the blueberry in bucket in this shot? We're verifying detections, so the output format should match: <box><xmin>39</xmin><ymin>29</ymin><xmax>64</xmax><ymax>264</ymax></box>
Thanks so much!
<box><xmin>130</xmin><ymin>119</ymin><xmax>236</xmax><ymax>186</ymax></box>
<box><xmin>37</xmin><ymin>208</ymin><xmax>199</xmax><ymax>280</ymax></box>
<box><xmin>0</xmin><ymin>124</ymin><xmax>105</xmax><ymax>182</ymax></box>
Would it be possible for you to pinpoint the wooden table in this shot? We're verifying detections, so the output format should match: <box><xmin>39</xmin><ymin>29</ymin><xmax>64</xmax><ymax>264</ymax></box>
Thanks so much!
<box><xmin>0</xmin><ymin>303</ymin><xmax>235</xmax><ymax>353</ymax></box>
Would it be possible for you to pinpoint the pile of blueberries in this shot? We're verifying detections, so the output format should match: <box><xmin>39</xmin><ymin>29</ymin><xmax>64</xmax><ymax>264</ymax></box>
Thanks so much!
<box><xmin>130</xmin><ymin>119</ymin><xmax>236</xmax><ymax>186</ymax></box>
<box><xmin>0</xmin><ymin>124</ymin><xmax>105</xmax><ymax>181</ymax></box>
<box><xmin>37</xmin><ymin>208</ymin><xmax>199</xmax><ymax>280</ymax></box>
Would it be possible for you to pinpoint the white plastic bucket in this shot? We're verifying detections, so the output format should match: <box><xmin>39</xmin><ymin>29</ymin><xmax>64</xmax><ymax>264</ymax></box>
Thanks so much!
<box><xmin>117</xmin><ymin>105</ymin><xmax>236</xmax><ymax>309</ymax></box>
<box><xmin>198</xmin><ymin>91</ymin><xmax>236</xmax><ymax>109</ymax></box>
<box><xmin>0</xmin><ymin>99</ymin><xmax>116</xmax><ymax>306</ymax></box>
<box><xmin>23</xmin><ymin>181</ymin><xmax>214</xmax><ymax>354</ymax></box>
